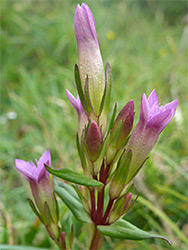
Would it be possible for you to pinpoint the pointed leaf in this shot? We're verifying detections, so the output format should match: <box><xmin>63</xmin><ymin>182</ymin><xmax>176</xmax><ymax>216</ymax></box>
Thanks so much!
<box><xmin>46</xmin><ymin>166</ymin><xmax>103</xmax><ymax>188</ymax></box>
<box><xmin>55</xmin><ymin>183</ymin><xmax>91</xmax><ymax>223</ymax></box>
<box><xmin>97</xmin><ymin>219</ymin><xmax>171</xmax><ymax>245</ymax></box>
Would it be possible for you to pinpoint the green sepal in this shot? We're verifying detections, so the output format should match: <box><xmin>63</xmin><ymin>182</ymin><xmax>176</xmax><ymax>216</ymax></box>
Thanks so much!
<box><xmin>109</xmin><ymin>150</ymin><xmax>132</xmax><ymax>200</ymax></box>
<box><xmin>54</xmin><ymin>181</ymin><xmax>91</xmax><ymax>223</ymax></box>
<box><xmin>126</xmin><ymin>157</ymin><xmax>149</xmax><ymax>184</ymax></box>
<box><xmin>45</xmin><ymin>166</ymin><xmax>103</xmax><ymax>188</ymax></box>
<box><xmin>76</xmin><ymin>133</ymin><xmax>86</xmax><ymax>170</ymax></box>
<box><xmin>84</xmin><ymin>74</ymin><xmax>96</xmax><ymax>116</ymax></box>
<box><xmin>106</xmin><ymin>120</ymin><xmax>123</xmax><ymax>165</ymax></box>
<box><xmin>97</xmin><ymin>219</ymin><xmax>172</xmax><ymax>245</ymax></box>
<box><xmin>53</xmin><ymin>192</ymin><xmax>59</xmax><ymax>223</ymax></box>
<box><xmin>92</xmin><ymin>131</ymin><xmax>111</xmax><ymax>175</ymax></box>
<box><xmin>74</xmin><ymin>64</ymin><xmax>88</xmax><ymax>114</ymax></box>
<box><xmin>44</xmin><ymin>202</ymin><xmax>53</xmax><ymax>225</ymax></box>
<box><xmin>69</xmin><ymin>225</ymin><xmax>74</xmax><ymax>249</ymax></box>
<box><xmin>107</xmin><ymin>103</ymin><xmax>117</xmax><ymax>133</ymax></box>
<box><xmin>99</xmin><ymin>62</ymin><xmax>112</xmax><ymax>116</ymax></box>
<box><xmin>27</xmin><ymin>198</ymin><xmax>44</xmax><ymax>224</ymax></box>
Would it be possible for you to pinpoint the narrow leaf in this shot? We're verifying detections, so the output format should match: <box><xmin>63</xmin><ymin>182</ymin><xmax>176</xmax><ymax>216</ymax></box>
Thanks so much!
<box><xmin>98</xmin><ymin>219</ymin><xmax>172</xmax><ymax>245</ymax></box>
<box><xmin>46</xmin><ymin>166</ymin><xmax>103</xmax><ymax>188</ymax></box>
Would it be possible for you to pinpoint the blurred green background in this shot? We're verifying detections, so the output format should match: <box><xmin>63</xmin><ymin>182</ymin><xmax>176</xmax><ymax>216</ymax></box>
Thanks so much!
<box><xmin>1</xmin><ymin>0</ymin><xmax>188</xmax><ymax>249</ymax></box>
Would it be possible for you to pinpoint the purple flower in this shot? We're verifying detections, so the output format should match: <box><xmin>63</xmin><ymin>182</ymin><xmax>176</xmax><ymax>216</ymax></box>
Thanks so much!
<box><xmin>126</xmin><ymin>89</ymin><xmax>177</xmax><ymax>182</ymax></box>
<box><xmin>66</xmin><ymin>89</ymin><xmax>88</xmax><ymax>137</ymax></box>
<box><xmin>74</xmin><ymin>3</ymin><xmax>105</xmax><ymax>115</ymax></box>
<box><xmin>15</xmin><ymin>150</ymin><xmax>51</xmax><ymax>183</ymax></box>
<box><xmin>15</xmin><ymin>150</ymin><xmax>57</xmax><ymax>224</ymax></box>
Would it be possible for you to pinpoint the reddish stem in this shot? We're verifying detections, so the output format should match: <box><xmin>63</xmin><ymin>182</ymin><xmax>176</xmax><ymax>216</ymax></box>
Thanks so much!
<box><xmin>90</xmin><ymin>227</ymin><xmax>100</xmax><ymax>250</ymax></box>
<box><xmin>90</xmin><ymin>189</ymin><xmax>96</xmax><ymax>222</ymax></box>
<box><xmin>102</xmin><ymin>199</ymin><xmax>114</xmax><ymax>224</ymax></box>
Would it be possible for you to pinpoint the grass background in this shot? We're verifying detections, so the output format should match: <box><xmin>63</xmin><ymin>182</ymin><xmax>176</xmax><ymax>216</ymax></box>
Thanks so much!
<box><xmin>1</xmin><ymin>0</ymin><xmax>188</xmax><ymax>249</ymax></box>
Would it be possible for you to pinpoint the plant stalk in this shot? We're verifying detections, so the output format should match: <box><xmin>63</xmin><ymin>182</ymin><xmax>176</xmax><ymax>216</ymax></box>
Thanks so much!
<box><xmin>90</xmin><ymin>226</ymin><xmax>101</xmax><ymax>250</ymax></box>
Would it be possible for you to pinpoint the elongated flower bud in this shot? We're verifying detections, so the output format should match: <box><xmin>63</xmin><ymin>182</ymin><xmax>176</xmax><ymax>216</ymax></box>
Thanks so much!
<box><xmin>74</xmin><ymin>3</ymin><xmax>105</xmax><ymax>115</ymax></box>
<box><xmin>85</xmin><ymin>121</ymin><xmax>103</xmax><ymax>162</ymax></box>
<box><xmin>126</xmin><ymin>89</ymin><xmax>177</xmax><ymax>182</ymax></box>
<box><xmin>106</xmin><ymin>100</ymin><xmax>134</xmax><ymax>164</ymax></box>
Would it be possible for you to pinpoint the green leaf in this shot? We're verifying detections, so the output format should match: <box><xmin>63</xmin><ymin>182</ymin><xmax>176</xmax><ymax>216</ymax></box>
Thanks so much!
<box><xmin>0</xmin><ymin>245</ymin><xmax>51</xmax><ymax>250</ymax></box>
<box><xmin>46</xmin><ymin>166</ymin><xmax>103</xmax><ymax>188</ymax></box>
<box><xmin>54</xmin><ymin>182</ymin><xmax>91</xmax><ymax>223</ymax></box>
<box><xmin>97</xmin><ymin>219</ymin><xmax>172</xmax><ymax>245</ymax></box>
<box><xmin>56</xmin><ymin>180</ymin><xmax>80</xmax><ymax>202</ymax></box>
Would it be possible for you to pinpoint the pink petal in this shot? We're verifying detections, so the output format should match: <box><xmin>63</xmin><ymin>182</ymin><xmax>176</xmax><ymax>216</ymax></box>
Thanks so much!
<box><xmin>15</xmin><ymin>159</ymin><xmax>36</xmax><ymax>181</ymax></box>
<box><xmin>146</xmin><ymin>109</ymin><xmax>173</xmax><ymax>133</ymax></box>
<box><xmin>139</xmin><ymin>93</ymin><xmax>149</xmax><ymax>124</ymax></box>
<box><xmin>74</xmin><ymin>3</ymin><xmax>97</xmax><ymax>45</ymax></box>
<box><xmin>66</xmin><ymin>89</ymin><xmax>80</xmax><ymax>114</ymax></box>
<box><xmin>163</xmin><ymin>99</ymin><xmax>178</xmax><ymax>116</ymax></box>
<box><xmin>148</xmin><ymin>89</ymin><xmax>159</xmax><ymax>107</ymax></box>
<box><xmin>39</xmin><ymin>150</ymin><xmax>51</xmax><ymax>167</ymax></box>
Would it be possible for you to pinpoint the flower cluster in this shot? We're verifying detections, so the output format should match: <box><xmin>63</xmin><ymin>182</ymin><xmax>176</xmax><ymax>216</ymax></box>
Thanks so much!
<box><xmin>66</xmin><ymin>3</ymin><xmax>177</xmax><ymax>228</ymax></box>
<box><xmin>15</xmin><ymin>3</ymin><xmax>177</xmax><ymax>250</ymax></box>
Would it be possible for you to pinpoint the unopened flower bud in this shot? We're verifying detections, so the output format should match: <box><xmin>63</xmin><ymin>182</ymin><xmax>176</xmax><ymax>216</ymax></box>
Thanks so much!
<box><xmin>106</xmin><ymin>101</ymin><xmax>134</xmax><ymax>164</ymax></box>
<box><xmin>74</xmin><ymin>3</ymin><xmax>105</xmax><ymax>115</ymax></box>
<box><xmin>85</xmin><ymin>121</ymin><xmax>103</xmax><ymax>162</ymax></box>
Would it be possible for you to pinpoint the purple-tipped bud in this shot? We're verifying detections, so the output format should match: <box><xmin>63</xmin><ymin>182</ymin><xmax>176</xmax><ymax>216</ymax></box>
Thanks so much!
<box><xmin>106</xmin><ymin>100</ymin><xmax>134</xmax><ymax>164</ymax></box>
<box><xmin>74</xmin><ymin>3</ymin><xmax>105</xmax><ymax>115</ymax></box>
<box><xmin>85</xmin><ymin>121</ymin><xmax>103</xmax><ymax>162</ymax></box>
<box><xmin>126</xmin><ymin>89</ymin><xmax>178</xmax><ymax>182</ymax></box>
<box><xmin>59</xmin><ymin>232</ymin><xmax>66</xmax><ymax>250</ymax></box>
<box><xmin>66</xmin><ymin>89</ymin><xmax>88</xmax><ymax>138</ymax></box>
<box><xmin>109</xmin><ymin>192</ymin><xmax>132</xmax><ymax>224</ymax></box>
<box><xmin>113</xmin><ymin>100</ymin><xmax>134</xmax><ymax>149</ymax></box>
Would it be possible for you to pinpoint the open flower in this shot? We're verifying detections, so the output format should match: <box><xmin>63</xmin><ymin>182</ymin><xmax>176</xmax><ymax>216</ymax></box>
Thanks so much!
<box><xmin>66</xmin><ymin>89</ymin><xmax>88</xmax><ymax>138</ymax></box>
<box><xmin>126</xmin><ymin>89</ymin><xmax>178</xmax><ymax>182</ymax></box>
<box><xmin>15</xmin><ymin>150</ymin><xmax>51</xmax><ymax>183</ymax></box>
<box><xmin>15</xmin><ymin>150</ymin><xmax>58</xmax><ymax>224</ymax></box>
<box><xmin>74</xmin><ymin>3</ymin><xmax>105</xmax><ymax>115</ymax></box>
